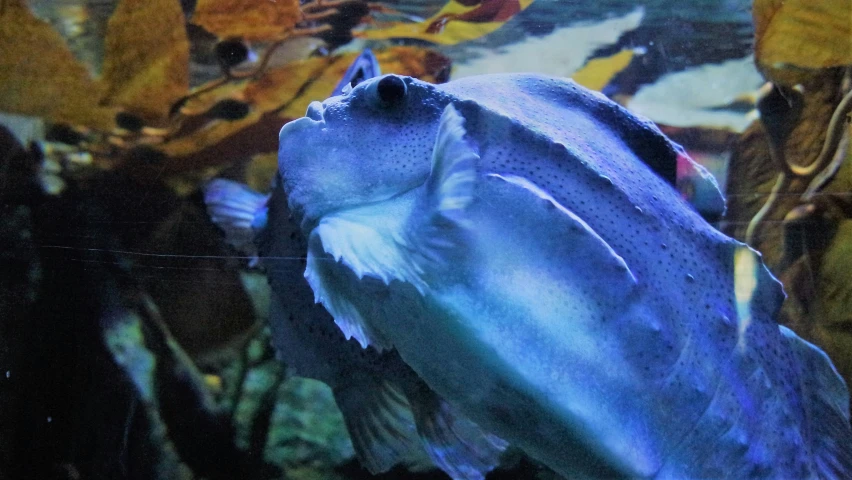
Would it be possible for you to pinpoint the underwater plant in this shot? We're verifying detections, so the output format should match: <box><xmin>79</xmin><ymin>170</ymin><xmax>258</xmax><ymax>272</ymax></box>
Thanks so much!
<box><xmin>724</xmin><ymin>0</ymin><xmax>852</xmax><ymax>391</ymax></box>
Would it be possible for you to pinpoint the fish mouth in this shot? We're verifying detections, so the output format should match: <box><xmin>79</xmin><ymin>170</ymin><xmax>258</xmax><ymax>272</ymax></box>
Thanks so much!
<box><xmin>306</xmin><ymin>101</ymin><xmax>324</xmax><ymax>121</ymax></box>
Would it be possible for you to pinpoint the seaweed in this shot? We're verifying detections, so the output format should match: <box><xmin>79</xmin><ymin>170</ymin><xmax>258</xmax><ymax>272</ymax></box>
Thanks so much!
<box><xmin>724</xmin><ymin>0</ymin><xmax>852</xmax><ymax>393</ymax></box>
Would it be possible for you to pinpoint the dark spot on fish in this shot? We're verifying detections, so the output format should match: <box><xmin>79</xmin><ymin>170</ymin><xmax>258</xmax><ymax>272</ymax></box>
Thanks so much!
<box><xmin>207</xmin><ymin>99</ymin><xmax>250</xmax><ymax>120</ymax></box>
<box><xmin>115</xmin><ymin>112</ymin><xmax>144</xmax><ymax>132</ymax></box>
<box><xmin>215</xmin><ymin>38</ymin><xmax>249</xmax><ymax>68</ymax></box>
<box><xmin>377</xmin><ymin>75</ymin><xmax>407</xmax><ymax>107</ymax></box>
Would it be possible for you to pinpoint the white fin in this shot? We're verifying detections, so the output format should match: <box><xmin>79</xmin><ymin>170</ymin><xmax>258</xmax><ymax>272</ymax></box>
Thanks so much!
<box><xmin>312</xmin><ymin>205</ymin><xmax>426</xmax><ymax>291</ymax></box>
<box><xmin>333</xmin><ymin>380</ymin><xmax>430</xmax><ymax>474</ymax></box>
<box><xmin>302</xmin><ymin>105</ymin><xmax>478</xmax><ymax>350</ymax></box>
<box><xmin>779</xmin><ymin>326</ymin><xmax>852</xmax><ymax>478</ymax></box>
<box><xmin>203</xmin><ymin>179</ymin><xmax>269</xmax><ymax>266</ymax></box>
<box><xmin>305</xmin><ymin>232</ymin><xmax>396</xmax><ymax>351</ymax></box>
<box><xmin>425</xmin><ymin>104</ymin><xmax>478</xmax><ymax>224</ymax></box>
<box><xmin>407</xmin><ymin>387</ymin><xmax>508</xmax><ymax>480</ymax></box>
<box><xmin>408</xmin><ymin>104</ymin><xmax>478</xmax><ymax>273</ymax></box>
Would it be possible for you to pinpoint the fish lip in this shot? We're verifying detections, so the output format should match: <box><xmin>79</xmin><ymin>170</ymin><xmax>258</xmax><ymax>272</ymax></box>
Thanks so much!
<box><xmin>306</xmin><ymin>101</ymin><xmax>324</xmax><ymax>121</ymax></box>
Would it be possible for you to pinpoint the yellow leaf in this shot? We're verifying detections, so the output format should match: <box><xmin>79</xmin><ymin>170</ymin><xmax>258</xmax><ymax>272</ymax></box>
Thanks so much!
<box><xmin>357</xmin><ymin>0</ymin><xmax>535</xmax><ymax>45</ymax></box>
<box><xmin>160</xmin><ymin>56</ymin><xmax>332</xmax><ymax>160</ymax></box>
<box><xmin>275</xmin><ymin>54</ymin><xmax>360</xmax><ymax>119</ymax></box>
<box><xmin>571</xmin><ymin>49</ymin><xmax>635</xmax><ymax>92</ymax></box>
<box><xmin>192</xmin><ymin>0</ymin><xmax>301</xmax><ymax>41</ymax></box>
<box><xmin>754</xmin><ymin>0</ymin><xmax>852</xmax><ymax>73</ymax></box>
<box><xmin>0</xmin><ymin>0</ymin><xmax>114</xmax><ymax>129</ymax></box>
<box><xmin>101</xmin><ymin>0</ymin><xmax>190</xmax><ymax>124</ymax></box>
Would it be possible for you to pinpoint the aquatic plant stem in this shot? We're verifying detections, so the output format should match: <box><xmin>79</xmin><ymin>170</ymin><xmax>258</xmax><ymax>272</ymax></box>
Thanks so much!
<box><xmin>746</xmin><ymin>172</ymin><xmax>788</xmax><ymax>245</ymax></box>
<box><xmin>746</xmin><ymin>85</ymin><xmax>852</xmax><ymax>246</ymax></box>
<box><xmin>802</xmin><ymin>88</ymin><xmax>852</xmax><ymax>200</ymax></box>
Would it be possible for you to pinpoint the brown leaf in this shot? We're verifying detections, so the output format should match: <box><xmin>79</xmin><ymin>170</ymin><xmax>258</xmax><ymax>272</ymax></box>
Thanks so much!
<box><xmin>101</xmin><ymin>0</ymin><xmax>190</xmax><ymax>124</ymax></box>
<box><xmin>192</xmin><ymin>0</ymin><xmax>301</xmax><ymax>41</ymax></box>
<box><xmin>724</xmin><ymin>70</ymin><xmax>844</xmax><ymax>267</ymax></box>
<box><xmin>754</xmin><ymin>0</ymin><xmax>852</xmax><ymax>83</ymax></box>
<box><xmin>160</xmin><ymin>55</ymin><xmax>333</xmax><ymax>162</ymax></box>
<box><xmin>725</xmin><ymin>68</ymin><xmax>852</xmax><ymax>389</ymax></box>
<box><xmin>0</xmin><ymin>0</ymin><xmax>115</xmax><ymax>129</ymax></box>
<box><xmin>157</xmin><ymin>47</ymin><xmax>449</xmax><ymax>175</ymax></box>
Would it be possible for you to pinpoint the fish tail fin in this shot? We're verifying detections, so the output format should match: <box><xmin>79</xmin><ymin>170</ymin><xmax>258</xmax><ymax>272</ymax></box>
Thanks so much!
<box><xmin>332</xmin><ymin>380</ymin><xmax>430</xmax><ymax>474</ymax></box>
<box><xmin>780</xmin><ymin>326</ymin><xmax>852</xmax><ymax>478</ymax></box>
<box><xmin>203</xmin><ymin>178</ymin><xmax>270</xmax><ymax>266</ymax></box>
<box><xmin>408</xmin><ymin>386</ymin><xmax>508</xmax><ymax>480</ymax></box>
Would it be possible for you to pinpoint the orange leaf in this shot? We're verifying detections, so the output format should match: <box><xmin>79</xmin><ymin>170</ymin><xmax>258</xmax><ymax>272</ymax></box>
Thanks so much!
<box><xmin>101</xmin><ymin>0</ymin><xmax>190</xmax><ymax>124</ymax></box>
<box><xmin>0</xmin><ymin>0</ymin><xmax>114</xmax><ymax>129</ymax></box>
<box><xmin>754</xmin><ymin>0</ymin><xmax>852</xmax><ymax>74</ymax></box>
<box><xmin>191</xmin><ymin>0</ymin><xmax>301</xmax><ymax>41</ymax></box>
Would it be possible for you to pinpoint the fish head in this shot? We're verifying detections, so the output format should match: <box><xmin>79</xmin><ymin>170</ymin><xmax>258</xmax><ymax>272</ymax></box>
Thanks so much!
<box><xmin>278</xmin><ymin>74</ymin><xmax>450</xmax><ymax>225</ymax></box>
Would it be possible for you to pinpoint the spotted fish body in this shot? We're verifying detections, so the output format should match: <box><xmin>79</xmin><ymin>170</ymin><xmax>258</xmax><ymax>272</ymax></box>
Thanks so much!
<box><xmin>204</xmin><ymin>177</ymin><xmax>508</xmax><ymax>480</ymax></box>
<box><xmin>278</xmin><ymin>73</ymin><xmax>852</xmax><ymax>478</ymax></box>
<box><xmin>204</xmin><ymin>51</ymin><xmax>507</xmax><ymax>480</ymax></box>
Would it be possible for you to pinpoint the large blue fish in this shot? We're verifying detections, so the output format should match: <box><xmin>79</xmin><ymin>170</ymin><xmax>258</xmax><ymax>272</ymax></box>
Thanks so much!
<box><xmin>205</xmin><ymin>51</ymin><xmax>507</xmax><ymax>480</ymax></box>
<box><xmin>277</xmin><ymin>73</ymin><xmax>852</xmax><ymax>478</ymax></box>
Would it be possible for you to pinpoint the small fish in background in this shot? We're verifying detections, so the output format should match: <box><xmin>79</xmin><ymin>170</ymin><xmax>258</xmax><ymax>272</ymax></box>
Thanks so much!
<box><xmin>204</xmin><ymin>50</ymin><xmax>507</xmax><ymax>480</ymax></box>
<box><xmin>278</xmin><ymin>73</ymin><xmax>852</xmax><ymax>478</ymax></box>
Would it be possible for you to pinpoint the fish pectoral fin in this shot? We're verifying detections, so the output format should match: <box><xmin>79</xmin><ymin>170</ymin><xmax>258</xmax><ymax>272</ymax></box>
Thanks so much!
<box><xmin>425</xmin><ymin>104</ymin><xmax>478</xmax><ymax>224</ymax></box>
<box><xmin>306</xmin><ymin>199</ymin><xmax>424</xmax><ymax>350</ymax></box>
<box><xmin>333</xmin><ymin>379</ymin><xmax>430</xmax><ymax>474</ymax></box>
<box><xmin>305</xmin><ymin>234</ymin><xmax>393</xmax><ymax>350</ymax></box>
<box><xmin>203</xmin><ymin>178</ymin><xmax>270</xmax><ymax>266</ymax></box>
<box><xmin>407</xmin><ymin>103</ymin><xmax>479</xmax><ymax>274</ymax></box>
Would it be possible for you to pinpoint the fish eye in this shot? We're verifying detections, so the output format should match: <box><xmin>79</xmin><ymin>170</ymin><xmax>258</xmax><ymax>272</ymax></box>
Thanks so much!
<box><xmin>376</xmin><ymin>75</ymin><xmax>407</xmax><ymax>107</ymax></box>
